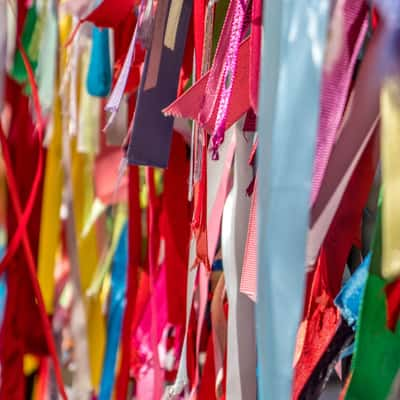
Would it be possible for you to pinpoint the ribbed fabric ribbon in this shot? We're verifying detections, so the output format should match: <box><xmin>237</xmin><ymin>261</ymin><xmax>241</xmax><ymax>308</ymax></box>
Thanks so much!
<box><xmin>240</xmin><ymin>179</ymin><xmax>257</xmax><ymax>302</ymax></box>
<box><xmin>256</xmin><ymin>2</ymin><xmax>330</xmax><ymax>400</ymax></box>
<box><xmin>310</xmin><ymin>0</ymin><xmax>368</xmax><ymax>205</ymax></box>
<box><xmin>221</xmin><ymin>126</ymin><xmax>256</xmax><ymax>400</ymax></box>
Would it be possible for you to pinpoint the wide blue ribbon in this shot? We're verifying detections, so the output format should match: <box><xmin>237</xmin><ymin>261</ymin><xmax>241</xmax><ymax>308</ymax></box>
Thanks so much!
<box><xmin>256</xmin><ymin>1</ymin><xmax>330</xmax><ymax>398</ymax></box>
<box><xmin>98</xmin><ymin>223</ymin><xmax>128</xmax><ymax>400</ymax></box>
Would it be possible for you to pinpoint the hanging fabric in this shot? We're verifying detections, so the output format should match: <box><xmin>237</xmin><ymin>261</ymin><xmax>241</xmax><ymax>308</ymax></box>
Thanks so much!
<box><xmin>256</xmin><ymin>2</ymin><xmax>330</xmax><ymax>399</ymax></box>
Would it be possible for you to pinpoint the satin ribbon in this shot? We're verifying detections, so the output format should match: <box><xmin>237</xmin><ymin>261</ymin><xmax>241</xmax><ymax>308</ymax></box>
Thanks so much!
<box><xmin>86</xmin><ymin>27</ymin><xmax>112</xmax><ymax>97</ymax></box>
<box><xmin>36</xmin><ymin>0</ymin><xmax>57</xmax><ymax>116</ymax></box>
<box><xmin>221</xmin><ymin>126</ymin><xmax>256</xmax><ymax>400</ymax></box>
<box><xmin>334</xmin><ymin>254</ymin><xmax>371</xmax><ymax>329</ymax></box>
<box><xmin>256</xmin><ymin>2</ymin><xmax>330</xmax><ymax>399</ymax></box>
<box><xmin>381</xmin><ymin>79</ymin><xmax>400</xmax><ymax>281</ymax></box>
<box><xmin>98</xmin><ymin>222</ymin><xmax>128</xmax><ymax>400</ymax></box>
<box><xmin>249</xmin><ymin>0</ymin><xmax>261</xmax><ymax>112</ymax></box>
<box><xmin>78</xmin><ymin>41</ymin><xmax>101</xmax><ymax>154</ymax></box>
<box><xmin>37</xmin><ymin>95</ymin><xmax>63</xmax><ymax>314</ymax></box>
<box><xmin>37</xmin><ymin>14</ymin><xmax>70</xmax><ymax>314</ymax></box>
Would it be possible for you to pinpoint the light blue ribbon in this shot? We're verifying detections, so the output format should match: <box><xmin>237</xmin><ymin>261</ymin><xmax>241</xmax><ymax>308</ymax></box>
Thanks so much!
<box><xmin>256</xmin><ymin>1</ymin><xmax>330</xmax><ymax>398</ymax></box>
<box><xmin>98</xmin><ymin>223</ymin><xmax>128</xmax><ymax>400</ymax></box>
<box><xmin>335</xmin><ymin>254</ymin><xmax>371</xmax><ymax>330</ymax></box>
<box><xmin>87</xmin><ymin>26</ymin><xmax>112</xmax><ymax>98</ymax></box>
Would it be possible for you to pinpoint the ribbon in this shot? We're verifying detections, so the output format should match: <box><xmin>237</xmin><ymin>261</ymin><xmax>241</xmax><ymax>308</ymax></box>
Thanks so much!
<box><xmin>37</xmin><ymin>95</ymin><xmax>63</xmax><ymax>314</ymax></box>
<box><xmin>0</xmin><ymin>0</ymin><xmax>6</xmax><ymax>111</ymax></box>
<box><xmin>256</xmin><ymin>2</ymin><xmax>330</xmax><ymax>400</ymax></box>
<box><xmin>335</xmin><ymin>254</ymin><xmax>371</xmax><ymax>329</ymax></box>
<box><xmin>239</xmin><ymin>178</ymin><xmax>257</xmax><ymax>302</ymax></box>
<box><xmin>163</xmin><ymin>37</ymin><xmax>251</xmax><ymax>135</ymax></box>
<box><xmin>115</xmin><ymin>166</ymin><xmax>141</xmax><ymax>400</ymax></box>
<box><xmin>62</xmin><ymin>114</ymin><xmax>92</xmax><ymax>399</ymax></box>
<box><xmin>221</xmin><ymin>126</ymin><xmax>256</xmax><ymax>400</ymax></box>
<box><xmin>36</xmin><ymin>0</ymin><xmax>57</xmax><ymax>116</ymax></box>
<box><xmin>98</xmin><ymin>222</ymin><xmax>128</xmax><ymax>400</ymax></box>
<box><xmin>127</xmin><ymin>0</ymin><xmax>193</xmax><ymax>167</ymax></box>
<box><xmin>310</xmin><ymin>0</ymin><xmax>368</xmax><ymax>205</ymax></box>
<box><xmin>381</xmin><ymin>79</ymin><xmax>400</xmax><ymax>281</ymax></box>
<box><xmin>86</xmin><ymin>27</ymin><xmax>112</xmax><ymax>97</ymax></box>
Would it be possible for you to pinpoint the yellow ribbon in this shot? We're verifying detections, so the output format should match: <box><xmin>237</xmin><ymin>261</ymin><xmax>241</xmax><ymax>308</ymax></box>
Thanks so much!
<box><xmin>381</xmin><ymin>78</ymin><xmax>400</xmax><ymax>281</ymax></box>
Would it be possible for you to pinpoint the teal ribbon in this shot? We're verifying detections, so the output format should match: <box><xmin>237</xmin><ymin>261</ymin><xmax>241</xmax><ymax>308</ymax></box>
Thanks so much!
<box><xmin>256</xmin><ymin>1</ymin><xmax>330</xmax><ymax>398</ymax></box>
<box><xmin>98</xmin><ymin>223</ymin><xmax>128</xmax><ymax>400</ymax></box>
<box><xmin>87</xmin><ymin>27</ymin><xmax>112</xmax><ymax>98</ymax></box>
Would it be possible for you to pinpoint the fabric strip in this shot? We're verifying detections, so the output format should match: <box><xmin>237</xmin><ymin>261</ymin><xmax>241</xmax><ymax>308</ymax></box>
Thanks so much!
<box><xmin>256</xmin><ymin>1</ymin><xmax>330</xmax><ymax>399</ymax></box>
<box><xmin>221</xmin><ymin>126</ymin><xmax>256</xmax><ymax>400</ymax></box>
<box><xmin>127</xmin><ymin>0</ymin><xmax>193</xmax><ymax>168</ymax></box>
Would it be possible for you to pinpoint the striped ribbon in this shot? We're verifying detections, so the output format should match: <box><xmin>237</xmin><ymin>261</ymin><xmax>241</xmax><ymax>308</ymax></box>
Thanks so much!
<box><xmin>310</xmin><ymin>0</ymin><xmax>368</xmax><ymax>205</ymax></box>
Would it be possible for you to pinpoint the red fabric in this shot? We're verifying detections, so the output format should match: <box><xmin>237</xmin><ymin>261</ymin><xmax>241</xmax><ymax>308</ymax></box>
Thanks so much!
<box><xmin>192</xmin><ymin>128</ymin><xmax>210</xmax><ymax>269</ymax></box>
<box><xmin>193</xmin><ymin>0</ymin><xmax>206</xmax><ymax>78</ymax></box>
<box><xmin>249</xmin><ymin>0</ymin><xmax>261</xmax><ymax>112</ymax></box>
<box><xmin>0</xmin><ymin>45</ymin><xmax>66</xmax><ymax>398</ymax></box>
<box><xmin>115</xmin><ymin>166</ymin><xmax>142</xmax><ymax>399</ymax></box>
<box><xmin>146</xmin><ymin>167</ymin><xmax>163</xmax><ymax>399</ymax></box>
<box><xmin>385</xmin><ymin>279</ymin><xmax>400</xmax><ymax>331</ymax></box>
<box><xmin>179</xmin><ymin>15</ymin><xmax>194</xmax><ymax>93</ymax></box>
<box><xmin>197</xmin><ymin>335</ymin><xmax>217</xmax><ymax>400</ymax></box>
<box><xmin>0</xmin><ymin>79</ymin><xmax>46</xmax><ymax>399</ymax></box>
<box><xmin>83</xmin><ymin>0</ymin><xmax>139</xmax><ymax>28</ymax></box>
<box><xmin>293</xmin><ymin>134</ymin><xmax>377</xmax><ymax>398</ymax></box>
<box><xmin>160</xmin><ymin>133</ymin><xmax>190</xmax><ymax>327</ymax></box>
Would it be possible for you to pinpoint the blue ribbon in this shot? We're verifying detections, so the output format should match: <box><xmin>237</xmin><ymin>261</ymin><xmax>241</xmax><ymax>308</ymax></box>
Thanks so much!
<box><xmin>87</xmin><ymin>27</ymin><xmax>112</xmax><ymax>98</ymax></box>
<box><xmin>335</xmin><ymin>253</ymin><xmax>371</xmax><ymax>330</ymax></box>
<box><xmin>0</xmin><ymin>247</ymin><xmax>6</xmax><ymax>327</ymax></box>
<box><xmin>98</xmin><ymin>223</ymin><xmax>128</xmax><ymax>400</ymax></box>
<box><xmin>256</xmin><ymin>1</ymin><xmax>330</xmax><ymax>398</ymax></box>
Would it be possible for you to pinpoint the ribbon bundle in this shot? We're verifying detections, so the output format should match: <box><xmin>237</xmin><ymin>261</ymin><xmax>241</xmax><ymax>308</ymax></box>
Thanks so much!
<box><xmin>0</xmin><ymin>0</ymin><xmax>399</xmax><ymax>399</ymax></box>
